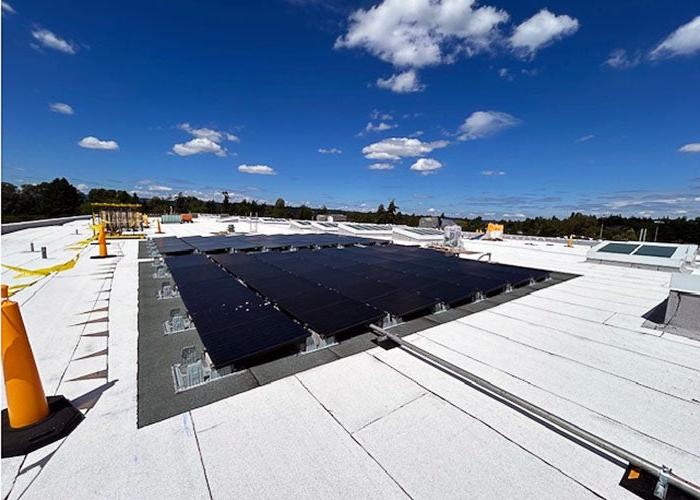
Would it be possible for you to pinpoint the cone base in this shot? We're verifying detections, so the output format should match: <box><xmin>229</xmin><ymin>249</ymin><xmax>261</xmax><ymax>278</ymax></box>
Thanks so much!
<box><xmin>2</xmin><ymin>395</ymin><xmax>84</xmax><ymax>457</ymax></box>
<box><xmin>90</xmin><ymin>255</ymin><xmax>116</xmax><ymax>259</ymax></box>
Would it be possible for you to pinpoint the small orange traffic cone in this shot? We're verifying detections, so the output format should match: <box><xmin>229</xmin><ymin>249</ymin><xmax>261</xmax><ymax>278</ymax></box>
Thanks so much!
<box><xmin>156</xmin><ymin>218</ymin><xmax>164</xmax><ymax>234</ymax></box>
<box><xmin>1</xmin><ymin>285</ymin><xmax>83</xmax><ymax>457</ymax></box>
<box><xmin>90</xmin><ymin>224</ymin><xmax>115</xmax><ymax>259</ymax></box>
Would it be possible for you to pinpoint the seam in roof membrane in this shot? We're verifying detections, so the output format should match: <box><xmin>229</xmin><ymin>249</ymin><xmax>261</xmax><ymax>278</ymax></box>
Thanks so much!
<box><xmin>369</xmin><ymin>325</ymin><xmax>700</xmax><ymax>498</ymax></box>
<box><xmin>295</xmin><ymin>376</ymin><xmax>413</xmax><ymax>499</ymax></box>
<box><xmin>367</xmin><ymin>353</ymin><xmax>609</xmax><ymax>499</ymax></box>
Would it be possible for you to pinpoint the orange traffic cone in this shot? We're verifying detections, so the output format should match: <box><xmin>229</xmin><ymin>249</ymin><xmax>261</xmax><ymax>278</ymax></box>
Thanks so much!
<box><xmin>156</xmin><ymin>219</ymin><xmax>164</xmax><ymax>234</ymax></box>
<box><xmin>90</xmin><ymin>224</ymin><xmax>114</xmax><ymax>259</ymax></box>
<box><xmin>2</xmin><ymin>285</ymin><xmax>83</xmax><ymax>457</ymax></box>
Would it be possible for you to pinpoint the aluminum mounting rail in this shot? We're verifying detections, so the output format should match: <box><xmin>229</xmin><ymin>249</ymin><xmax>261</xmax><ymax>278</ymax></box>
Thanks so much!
<box><xmin>369</xmin><ymin>324</ymin><xmax>700</xmax><ymax>499</ymax></box>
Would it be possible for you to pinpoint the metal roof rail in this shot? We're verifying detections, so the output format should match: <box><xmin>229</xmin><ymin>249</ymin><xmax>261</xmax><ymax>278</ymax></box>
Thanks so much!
<box><xmin>369</xmin><ymin>324</ymin><xmax>700</xmax><ymax>500</ymax></box>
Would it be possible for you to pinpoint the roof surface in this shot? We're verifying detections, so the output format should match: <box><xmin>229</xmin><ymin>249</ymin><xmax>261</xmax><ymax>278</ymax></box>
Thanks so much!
<box><xmin>1</xmin><ymin>216</ymin><xmax>699</xmax><ymax>499</ymax></box>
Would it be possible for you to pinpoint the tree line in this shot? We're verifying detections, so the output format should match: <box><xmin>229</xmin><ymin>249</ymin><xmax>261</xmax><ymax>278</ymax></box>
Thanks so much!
<box><xmin>2</xmin><ymin>178</ymin><xmax>698</xmax><ymax>243</ymax></box>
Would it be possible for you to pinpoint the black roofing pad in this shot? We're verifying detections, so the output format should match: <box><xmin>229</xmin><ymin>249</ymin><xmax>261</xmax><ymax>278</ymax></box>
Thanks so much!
<box><xmin>201</xmin><ymin>311</ymin><xmax>309</xmax><ymax>367</ymax></box>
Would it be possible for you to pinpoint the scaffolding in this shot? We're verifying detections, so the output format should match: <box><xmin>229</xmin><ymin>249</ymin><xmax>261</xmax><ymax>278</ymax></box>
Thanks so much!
<box><xmin>91</xmin><ymin>202</ymin><xmax>144</xmax><ymax>234</ymax></box>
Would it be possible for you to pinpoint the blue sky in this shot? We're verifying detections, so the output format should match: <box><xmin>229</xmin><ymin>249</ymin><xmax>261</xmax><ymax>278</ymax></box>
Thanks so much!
<box><xmin>2</xmin><ymin>0</ymin><xmax>699</xmax><ymax>219</ymax></box>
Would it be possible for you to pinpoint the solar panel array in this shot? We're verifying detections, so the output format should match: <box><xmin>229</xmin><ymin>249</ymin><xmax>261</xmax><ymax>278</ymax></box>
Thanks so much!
<box><xmin>212</xmin><ymin>253</ymin><xmax>384</xmax><ymax>337</ymax></box>
<box><xmin>400</xmin><ymin>227</ymin><xmax>444</xmax><ymax>236</ymax></box>
<box><xmin>344</xmin><ymin>223</ymin><xmax>392</xmax><ymax>232</ymax></box>
<box><xmin>164</xmin><ymin>254</ymin><xmax>309</xmax><ymax>367</ymax></box>
<box><xmin>599</xmin><ymin>242</ymin><xmax>678</xmax><ymax>258</ymax></box>
<box><xmin>153</xmin><ymin>236</ymin><xmax>196</xmax><ymax>255</ymax></box>
<box><xmin>164</xmin><ymin>244</ymin><xmax>549</xmax><ymax>369</ymax></box>
<box><xmin>154</xmin><ymin>234</ymin><xmax>386</xmax><ymax>255</ymax></box>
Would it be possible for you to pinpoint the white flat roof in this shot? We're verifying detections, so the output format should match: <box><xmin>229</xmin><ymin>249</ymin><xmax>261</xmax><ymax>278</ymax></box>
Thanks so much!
<box><xmin>2</xmin><ymin>217</ymin><xmax>699</xmax><ymax>499</ymax></box>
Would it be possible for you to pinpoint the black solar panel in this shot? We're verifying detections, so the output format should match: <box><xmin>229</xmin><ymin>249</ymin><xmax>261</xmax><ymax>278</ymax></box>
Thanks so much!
<box><xmin>599</xmin><ymin>242</ymin><xmax>639</xmax><ymax>254</ymax></box>
<box><xmin>154</xmin><ymin>237</ymin><xmax>195</xmax><ymax>255</ymax></box>
<box><xmin>633</xmin><ymin>245</ymin><xmax>677</xmax><ymax>258</ymax></box>
<box><xmin>213</xmin><ymin>252</ymin><xmax>383</xmax><ymax>337</ymax></box>
<box><xmin>161</xmin><ymin>234</ymin><xmax>384</xmax><ymax>254</ymax></box>
<box><xmin>202</xmin><ymin>313</ymin><xmax>308</xmax><ymax>367</ymax></box>
<box><xmin>163</xmin><ymin>241</ymin><xmax>550</xmax><ymax>364</ymax></box>
<box><xmin>164</xmin><ymin>255</ymin><xmax>309</xmax><ymax>367</ymax></box>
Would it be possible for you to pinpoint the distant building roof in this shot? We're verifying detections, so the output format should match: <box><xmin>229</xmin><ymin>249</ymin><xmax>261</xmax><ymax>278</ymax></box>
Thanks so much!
<box><xmin>419</xmin><ymin>216</ymin><xmax>456</xmax><ymax>229</ymax></box>
<box><xmin>316</xmin><ymin>213</ymin><xmax>347</xmax><ymax>222</ymax></box>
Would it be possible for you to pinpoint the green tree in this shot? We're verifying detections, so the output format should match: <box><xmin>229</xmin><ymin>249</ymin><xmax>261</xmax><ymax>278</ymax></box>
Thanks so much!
<box><xmin>299</xmin><ymin>204</ymin><xmax>313</xmax><ymax>220</ymax></box>
<box><xmin>272</xmin><ymin>198</ymin><xmax>287</xmax><ymax>218</ymax></box>
<box><xmin>387</xmin><ymin>199</ymin><xmax>398</xmax><ymax>223</ymax></box>
<box><xmin>222</xmin><ymin>192</ymin><xmax>230</xmax><ymax>214</ymax></box>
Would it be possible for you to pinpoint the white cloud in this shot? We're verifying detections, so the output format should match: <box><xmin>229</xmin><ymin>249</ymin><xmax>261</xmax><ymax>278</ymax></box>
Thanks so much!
<box><xmin>376</xmin><ymin>70</ymin><xmax>425</xmax><ymax>93</ymax></box>
<box><xmin>2</xmin><ymin>2</ymin><xmax>15</xmax><ymax>14</ymax></box>
<box><xmin>679</xmin><ymin>143</ymin><xmax>700</xmax><ymax>153</ymax></box>
<box><xmin>575</xmin><ymin>134</ymin><xmax>595</xmax><ymax>143</ymax></box>
<box><xmin>318</xmin><ymin>147</ymin><xmax>343</xmax><ymax>154</ymax></box>
<box><xmin>148</xmin><ymin>185</ymin><xmax>173</xmax><ymax>192</ymax></box>
<box><xmin>370</xmin><ymin>110</ymin><xmax>393</xmax><ymax>121</ymax></box>
<box><xmin>497</xmin><ymin>67</ymin><xmax>512</xmax><ymax>80</ymax></box>
<box><xmin>604</xmin><ymin>49</ymin><xmax>641</xmax><ymax>69</ymax></box>
<box><xmin>76</xmin><ymin>183</ymin><xmax>89</xmax><ymax>193</ymax></box>
<box><xmin>362</xmin><ymin>137</ymin><xmax>449</xmax><ymax>161</ymax></box>
<box><xmin>49</xmin><ymin>102</ymin><xmax>74</xmax><ymax>115</ymax></box>
<box><xmin>78</xmin><ymin>136</ymin><xmax>119</xmax><ymax>150</ymax></box>
<box><xmin>368</xmin><ymin>162</ymin><xmax>395</xmax><ymax>170</ymax></box>
<box><xmin>651</xmin><ymin>16</ymin><xmax>700</xmax><ymax>59</ymax></box>
<box><xmin>365</xmin><ymin>121</ymin><xmax>397</xmax><ymax>133</ymax></box>
<box><xmin>481</xmin><ymin>170</ymin><xmax>505</xmax><ymax>176</ymax></box>
<box><xmin>458</xmin><ymin>111</ymin><xmax>519</xmax><ymax>140</ymax></box>
<box><xmin>510</xmin><ymin>9</ymin><xmax>579</xmax><ymax>56</ymax></box>
<box><xmin>410</xmin><ymin>157</ymin><xmax>443</xmax><ymax>174</ymax></box>
<box><xmin>238</xmin><ymin>164</ymin><xmax>276</xmax><ymax>175</ymax></box>
<box><xmin>172</xmin><ymin>123</ymin><xmax>238</xmax><ymax>157</ymax></box>
<box><xmin>335</xmin><ymin>0</ymin><xmax>509</xmax><ymax>68</ymax></box>
<box><xmin>172</xmin><ymin>137</ymin><xmax>226</xmax><ymax>157</ymax></box>
<box><xmin>31</xmin><ymin>28</ymin><xmax>77</xmax><ymax>54</ymax></box>
<box><xmin>178</xmin><ymin>122</ymin><xmax>239</xmax><ymax>143</ymax></box>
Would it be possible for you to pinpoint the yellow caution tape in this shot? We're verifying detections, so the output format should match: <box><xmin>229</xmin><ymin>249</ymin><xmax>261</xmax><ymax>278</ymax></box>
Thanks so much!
<box><xmin>66</xmin><ymin>234</ymin><xmax>97</xmax><ymax>250</ymax></box>
<box><xmin>6</xmin><ymin>280</ymin><xmax>42</xmax><ymax>297</ymax></box>
<box><xmin>2</xmin><ymin>255</ymin><xmax>80</xmax><ymax>278</ymax></box>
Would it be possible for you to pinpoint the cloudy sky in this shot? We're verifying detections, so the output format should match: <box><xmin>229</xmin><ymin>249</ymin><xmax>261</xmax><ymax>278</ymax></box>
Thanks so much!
<box><xmin>2</xmin><ymin>0</ymin><xmax>699</xmax><ymax>218</ymax></box>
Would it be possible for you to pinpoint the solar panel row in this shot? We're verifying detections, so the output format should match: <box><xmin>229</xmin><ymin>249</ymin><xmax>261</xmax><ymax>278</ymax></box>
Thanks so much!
<box><xmin>165</xmin><ymin>243</ymin><xmax>549</xmax><ymax>368</ymax></box>
<box><xmin>157</xmin><ymin>234</ymin><xmax>384</xmax><ymax>255</ymax></box>
<box><xmin>344</xmin><ymin>223</ymin><xmax>392</xmax><ymax>232</ymax></box>
<box><xmin>212</xmin><ymin>253</ymin><xmax>384</xmax><ymax>337</ymax></box>
<box><xmin>164</xmin><ymin>254</ymin><xmax>309</xmax><ymax>368</ymax></box>
<box><xmin>153</xmin><ymin>237</ymin><xmax>195</xmax><ymax>254</ymax></box>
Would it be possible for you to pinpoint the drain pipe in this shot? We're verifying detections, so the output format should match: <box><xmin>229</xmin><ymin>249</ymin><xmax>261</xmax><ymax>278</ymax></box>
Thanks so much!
<box><xmin>369</xmin><ymin>324</ymin><xmax>700</xmax><ymax>499</ymax></box>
